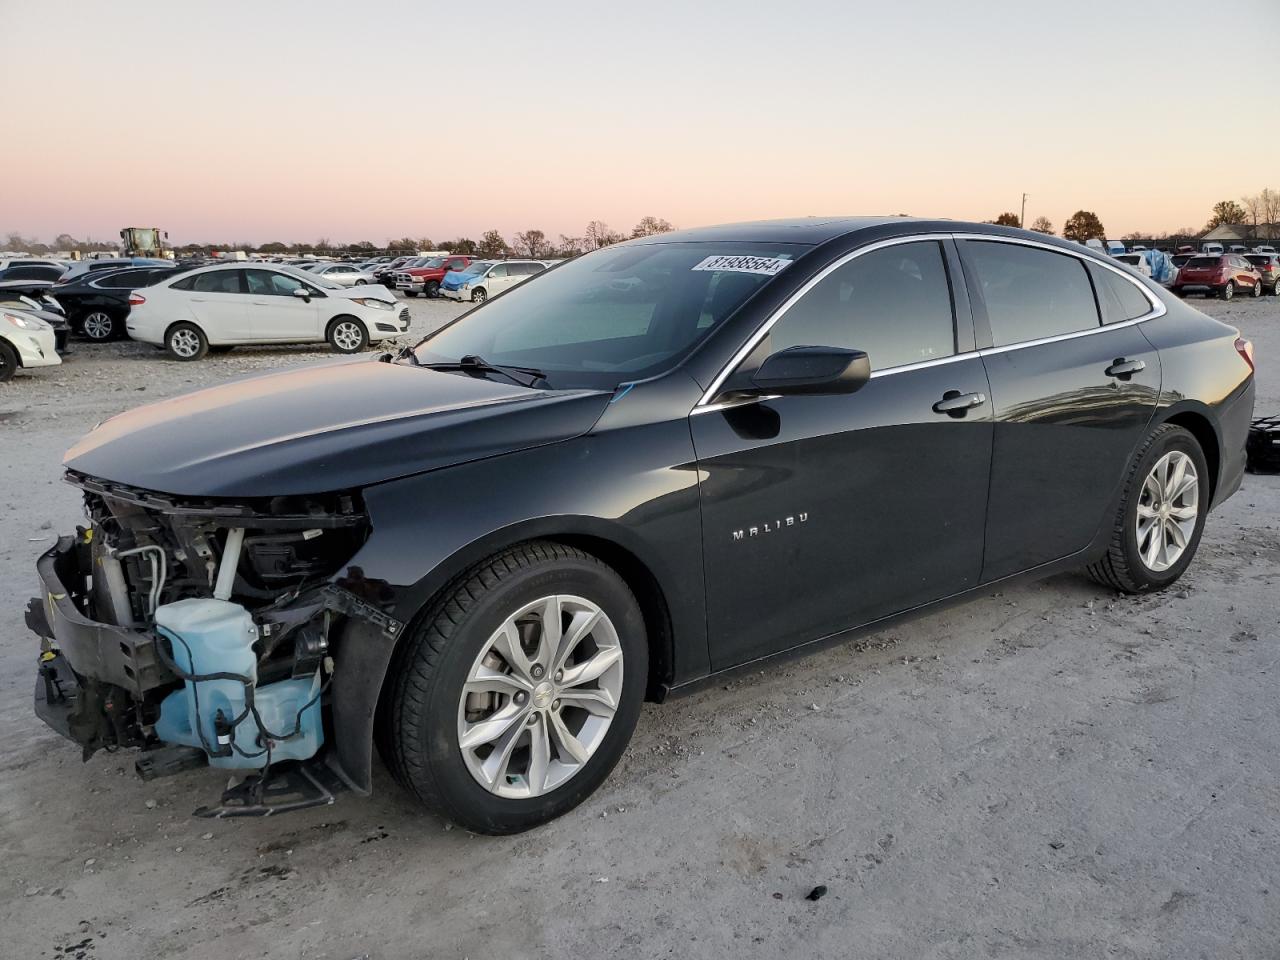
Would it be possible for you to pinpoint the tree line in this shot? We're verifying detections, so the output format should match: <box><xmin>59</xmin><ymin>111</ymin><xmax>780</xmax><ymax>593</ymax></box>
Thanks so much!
<box><xmin>2</xmin><ymin>217</ymin><xmax>677</xmax><ymax>257</ymax></box>
<box><xmin>984</xmin><ymin>187</ymin><xmax>1278</xmax><ymax>245</ymax></box>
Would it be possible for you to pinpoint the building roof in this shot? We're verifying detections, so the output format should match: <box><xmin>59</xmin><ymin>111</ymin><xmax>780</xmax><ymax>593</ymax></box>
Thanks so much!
<box><xmin>1200</xmin><ymin>223</ymin><xmax>1280</xmax><ymax>242</ymax></box>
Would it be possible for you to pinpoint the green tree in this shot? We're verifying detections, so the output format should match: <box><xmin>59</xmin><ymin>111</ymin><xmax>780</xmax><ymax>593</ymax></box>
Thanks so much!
<box><xmin>1062</xmin><ymin>210</ymin><xmax>1106</xmax><ymax>242</ymax></box>
<box><xmin>1205</xmin><ymin>200</ymin><xmax>1247</xmax><ymax>230</ymax></box>
<box><xmin>478</xmin><ymin>229</ymin><xmax>508</xmax><ymax>257</ymax></box>
<box><xmin>1029</xmin><ymin>216</ymin><xmax>1054</xmax><ymax>235</ymax></box>
<box><xmin>514</xmin><ymin>229</ymin><xmax>549</xmax><ymax>257</ymax></box>
<box><xmin>631</xmin><ymin>216</ymin><xmax>674</xmax><ymax>238</ymax></box>
<box><xmin>257</xmin><ymin>241</ymin><xmax>289</xmax><ymax>254</ymax></box>
<box><xmin>445</xmin><ymin>237</ymin><xmax>478</xmax><ymax>255</ymax></box>
<box><xmin>990</xmin><ymin>212</ymin><xmax>1021</xmax><ymax>227</ymax></box>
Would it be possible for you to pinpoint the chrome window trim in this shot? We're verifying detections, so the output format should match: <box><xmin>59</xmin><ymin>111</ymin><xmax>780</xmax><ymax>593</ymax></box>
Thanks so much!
<box><xmin>694</xmin><ymin>231</ymin><xmax>1167</xmax><ymax>409</ymax></box>
<box><xmin>695</xmin><ymin>233</ymin><xmax>956</xmax><ymax>407</ymax></box>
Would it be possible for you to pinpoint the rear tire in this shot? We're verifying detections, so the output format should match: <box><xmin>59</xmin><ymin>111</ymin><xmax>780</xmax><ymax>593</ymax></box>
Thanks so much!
<box><xmin>80</xmin><ymin>310</ymin><xmax>119</xmax><ymax>342</ymax></box>
<box><xmin>1221</xmin><ymin>281</ymin><xmax>1235</xmax><ymax>301</ymax></box>
<box><xmin>1252</xmin><ymin>279</ymin><xmax>1262</xmax><ymax>297</ymax></box>
<box><xmin>1087</xmin><ymin>424</ymin><xmax>1209</xmax><ymax>593</ymax></box>
<box><xmin>380</xmin><ymin>541</ymin><xmax>647</xmax><ymax>834</ymax></box>
<box><xmin>0</xmin><ymin>340</ymin><xmax>18</xmax><ymax>382</ymax></box>
<box><xmin>165</xmin><ymin>322</ymin><xmax>208</xmax><ymax>361</ymax></box>
<box><xmin>326</xmin><ymin>316</ymin><xmax>368</xmax><ymax>353</ymax></box>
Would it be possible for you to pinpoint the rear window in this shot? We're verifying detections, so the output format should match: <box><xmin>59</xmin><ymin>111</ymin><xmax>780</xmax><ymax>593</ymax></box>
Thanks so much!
<box><xmin>964</xmin><ymin>241</ymin><xmax>1100</xmax><ymax>346</ymax></box>
<box><xmin>1245</xmin><ymin>255</ymin><xmax>1273</xmax><ymax>268</ymax></box>
<box><xmin>1186</xmin><ymin>257</ymin><xmax>1221</xmax><ymax>269</ymax></box>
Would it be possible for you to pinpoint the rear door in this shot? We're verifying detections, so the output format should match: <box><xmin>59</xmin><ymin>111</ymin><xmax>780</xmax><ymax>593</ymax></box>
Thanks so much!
<box><xmin>187</xmin><ymin>269</ymin><xmax>251</xmax><ymax>339</ymax></box>
<box><xmin>245</xmin><ymin>269</ymin><xmax>323</xmax><ymax>340</ymax></box>
<box><xmin>958</xmin><ymin>238</ymin><xmax>1161</xmax><ymax>581</ymax></box>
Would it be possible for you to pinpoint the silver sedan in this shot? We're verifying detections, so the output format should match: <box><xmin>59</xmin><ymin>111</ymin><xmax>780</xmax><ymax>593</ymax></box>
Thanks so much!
<box><xmin>299</xmin><ymin>262</ymin><xmax>375</xmax><ymax>286</ymax></box>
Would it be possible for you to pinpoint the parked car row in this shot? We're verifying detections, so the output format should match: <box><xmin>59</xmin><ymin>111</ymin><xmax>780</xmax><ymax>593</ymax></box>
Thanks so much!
<box><xmin>1171</xmin><ymin>253</ymin><xmax>1280</xmax><ymax>300</ymax></box>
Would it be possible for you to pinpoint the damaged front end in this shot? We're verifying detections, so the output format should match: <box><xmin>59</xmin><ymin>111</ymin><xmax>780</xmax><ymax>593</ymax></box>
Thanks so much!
<box><xmin>28</xmin><ymin>471</ymin><xmax>399</xmax><ymax>817</ymax></box>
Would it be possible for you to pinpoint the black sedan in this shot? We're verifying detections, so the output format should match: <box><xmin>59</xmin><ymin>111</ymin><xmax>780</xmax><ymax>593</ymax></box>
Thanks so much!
<box><xmin>51</xmin><ymin>265</ymin><xmax>178</xmax><ymax>341</ymax></box>
<box><xmin>28</xmin><ymin>218</ymin><xmax>1254</xmax><ymax>833</ymax></box>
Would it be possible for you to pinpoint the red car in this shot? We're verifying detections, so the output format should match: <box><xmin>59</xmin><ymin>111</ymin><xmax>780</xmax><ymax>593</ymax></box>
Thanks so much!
<box><xmin>395</xmin><ymin>254</ymin><xmax>474</xmax><ymax>298</ymax></box>
<box><xmin>1172</xmin><ymin>254</ymin><xmax>1264</xmax><ymax>300</ymax></box>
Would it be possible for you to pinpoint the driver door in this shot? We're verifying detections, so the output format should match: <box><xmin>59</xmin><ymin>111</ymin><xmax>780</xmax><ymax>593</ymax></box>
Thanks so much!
<box><xmin>245</xmin><ymin>269</ymin><xmax>323</xmax><ymax>340</ymax></box>
<box><xmin>691</xmin><ymin>239</ymin><xmax>993</xmax><ymax>670</ymax></box>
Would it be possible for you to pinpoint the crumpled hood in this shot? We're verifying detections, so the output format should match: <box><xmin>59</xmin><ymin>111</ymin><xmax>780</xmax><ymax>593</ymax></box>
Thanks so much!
<box><xmin>64</xmin><ymin>358</ymin><xmax>610</xmax><ymax>497</ymax></box>
<box><xmin>441</xmin><ymin>272</ymin><xmax>473</xmax><ymax>289</ymax></box>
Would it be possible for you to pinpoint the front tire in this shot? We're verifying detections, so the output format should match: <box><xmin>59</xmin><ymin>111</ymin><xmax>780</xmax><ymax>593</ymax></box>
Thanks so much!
<box><xmin>471</xmin><ymin>287</ymin><xmax>488</xmax><ymax>304</ymax></box>
<box><xmin>326</xmin><ymin>316</ymin><xmax>368</xmax><ymax>353</ymax></box>
<box><xmin>165</xmin><ymin>322</ymin><xmax>208</xmax><ymax>361</ymax></box>
<box><xmin>0</xmin><ymin>340</ymin><xmax>17</xmax><ymax>382</ymax></box>
<box><xmin>425</xmin><ymin>280</ymin><xmax>440</xmax><ymax>298</ymax></box>
<box><xmin>1087</xmin><ymin>424</ymin><xmax>1208</xmax><ymax>593</ymax></box>
<box><xmin>380</xmin><ymin>541</ymin><xmax>647</xmax><ymax>834</ymax></box>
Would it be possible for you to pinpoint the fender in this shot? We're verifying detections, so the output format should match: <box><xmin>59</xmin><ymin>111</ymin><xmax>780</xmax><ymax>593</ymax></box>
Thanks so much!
<box><xmin>327</xmin><ymin>417</ymin><xmax>708</xmax><ymax>793</ymax></box>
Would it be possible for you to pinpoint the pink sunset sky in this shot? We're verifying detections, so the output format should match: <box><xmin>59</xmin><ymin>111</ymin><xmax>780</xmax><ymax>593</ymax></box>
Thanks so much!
<box><xmin>4</xmin><ymin>0</ymin><xmax>1278</xmax><ymax>246</ymax></box>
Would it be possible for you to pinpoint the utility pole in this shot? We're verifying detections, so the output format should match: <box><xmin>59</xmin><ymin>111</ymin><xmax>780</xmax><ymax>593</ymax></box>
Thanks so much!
<box><xmin>1020</xmin><ymin>193</ymin><xmax>1029</xmax><ymax>228</ymax></box>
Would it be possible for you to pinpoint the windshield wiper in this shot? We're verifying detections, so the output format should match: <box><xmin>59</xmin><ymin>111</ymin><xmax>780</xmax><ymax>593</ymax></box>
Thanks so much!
<box><xmin>421</xmin><ymin>354</ymin><xmax>548</xmax><ymax>389</ymax></box>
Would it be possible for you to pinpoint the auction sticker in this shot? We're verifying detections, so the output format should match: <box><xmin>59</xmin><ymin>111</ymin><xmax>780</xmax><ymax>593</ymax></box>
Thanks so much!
<box><xmin>692</xmin><ymin>255</ymin><xmax>793</xmax><ymax>276</ymax></box>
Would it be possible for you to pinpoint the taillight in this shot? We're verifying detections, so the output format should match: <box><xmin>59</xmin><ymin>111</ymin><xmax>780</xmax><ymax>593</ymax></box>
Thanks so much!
<box><xmin>128</xmin><ymin>294</ymin><xmax>146</xmax><ymax>306</ymax></box>
<box><xmin>1235</xmin><ymin>337</ymin><xmax>1255</xmax><ymax>373</ymax></box>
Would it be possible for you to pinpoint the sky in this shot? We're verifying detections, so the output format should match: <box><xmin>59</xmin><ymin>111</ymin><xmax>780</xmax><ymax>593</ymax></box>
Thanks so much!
<box><xmin>3</xmin><ymin>0</ymin><xmax>1277</xmax><ymax>246</ymax></box>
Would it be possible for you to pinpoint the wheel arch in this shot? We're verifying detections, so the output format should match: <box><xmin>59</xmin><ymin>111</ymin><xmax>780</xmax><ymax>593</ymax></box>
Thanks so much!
<box><xmin>337</xmin><ymin>518</ymin><xmax>682</xmax><ymax>794</ymax></box>
<box><xmin>162</xmin><ymin>318</ymin><xmax>209</xmax><ymax>343</ymax></box>
<box><xmin>1154</xmin><ymin>403</ymin><xmax>1221</xmax><ymax>503</ymax></box>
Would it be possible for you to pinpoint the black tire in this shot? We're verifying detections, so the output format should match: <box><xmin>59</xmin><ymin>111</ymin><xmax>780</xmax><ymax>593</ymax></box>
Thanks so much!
<box><xmin>380</xmin><ymin>540</ymin><xmax>647</xmax><ymax>834</ymax></box>
<box><xmin>1087</xmin><ymin>424</ymin><xmax>1209</xmax><ymax>593</ymax></box>
<box><xmin>471</xmin><ymin>287</ymin><xmax>488</xmax><ymax>304</ymax></box>
<box><xmin>405</xmin><ymin>291</ymin><xmax>419</xmax><ymax>298</ymax></box>
<box><xmin>0</xmin><ymin>340</ymin><xmax>17</xmax><ymax>382</ymax></box>
<box><xmin>425</xmin><ymin>280</ymin><xmax>440</xmax><ymax>298</ymax></box>
<box><xmin>1272</xmin><ymin>281</ymin><xmax>1280</xmax><ymax>296</ymax></box>
<box><xmin>355</xmin><ymin>279</ymin><xmax>367</xmax><ymax>286</ymax></box>
<box><xmin>1252</xmin><ymin>279</ymin><xmax>1262</xmax><ymax>298</ymax></box>
<box><xmin>1221</xmin><ymin>281</ymin><xmax>1235</xmax><ymax>301</ymax></box>
<box><xmin>164</xmin><ymin>322</ymin><xmax>208</xmax><ymax>361</ymax></box>
<box><xmin>325</xmin><ymin>315</ymin><xmax>368</xmax><ymax>353</ymax></box>
<box><xmin>1173</xmin><ymin>287</ymin><xmax>1186</xmax><ymax>298</ymax></box>
<box><xmin>80</xmin><ymin>310</ymin><xmax>120</xmax><ymax>342</ymax></box>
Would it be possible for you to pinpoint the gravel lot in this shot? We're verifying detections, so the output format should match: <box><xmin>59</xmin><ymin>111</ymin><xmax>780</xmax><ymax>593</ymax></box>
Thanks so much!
<box><xmin>1</xmin><ymin>293</ymin><xmax>1277</xmax><ymax>960</ymax></box>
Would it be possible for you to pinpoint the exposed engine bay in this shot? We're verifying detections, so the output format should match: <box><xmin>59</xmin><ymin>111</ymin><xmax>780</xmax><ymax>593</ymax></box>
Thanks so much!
<box><xmin>28</xmin><ymin>470</ymin><xmax>389</xmax><ymax>816</ymax></box>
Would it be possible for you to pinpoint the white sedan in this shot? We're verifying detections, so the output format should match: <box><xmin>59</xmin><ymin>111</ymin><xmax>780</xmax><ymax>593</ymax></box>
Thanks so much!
<box><xmin>125</xmin><ymin>264</ymin><xmax>409</xmax><ymax>360</ymax></box>
<box><xmin>0</xmin><ymin>309</ymin><xmax>61</xmax><ymax>381</ymax></box>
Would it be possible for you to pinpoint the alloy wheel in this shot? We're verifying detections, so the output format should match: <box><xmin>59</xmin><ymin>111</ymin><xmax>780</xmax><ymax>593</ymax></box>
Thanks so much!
<box><xmin>457</xmin><ymin>594</ymin><xmax>623</xmax><ymax>799</ymax></box>
<box><xmin>1223</xmin><ymin>281</ymin><xmax>1234</xmax><ymax>300</ymax></box>
<box><xmin>332</xmin><ymin>321</ymin><xmax>363</xmax><ymax>351</ymax></box>
<box><xmin>83</xmin><ymin>312</ymin><xmax>114</xmax><ymax>340</ymax></box>
<box><xmin>1135</xmin><ymin>450</ymin><xmax>1199</xmax><ymax>573</ymax></box>
<box><xmin>169</xmin><ymin>329</ymin><xmax>201</xmax><ymax>358</ymax></box>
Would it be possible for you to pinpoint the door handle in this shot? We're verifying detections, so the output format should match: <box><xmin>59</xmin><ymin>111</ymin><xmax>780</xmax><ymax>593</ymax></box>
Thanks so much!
<box><xmin>191</xmin><ymin>298</ymin><xmax>207</xmax><ymax>302</ymax></box>
<box><xmin>933</xmin><ymin>390</ymin><xmax>987</xmax><ymax>417</ymax></box>
<box><xmin>1105</xmin><ymin>358</ymin><xmax>1146</xmax><ymax>379</ymax></box>
<box><xmin>252</xmin><ymin>301</ymin><xmax>270</xmax><ymax>306</ymax></box>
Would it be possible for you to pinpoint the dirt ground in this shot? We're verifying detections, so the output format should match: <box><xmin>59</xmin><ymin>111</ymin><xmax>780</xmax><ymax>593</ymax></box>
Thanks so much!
<box><xmin>1</xmin><ymin>292</ymin><xmax>1277</xmax><ymax>960</ymax></box>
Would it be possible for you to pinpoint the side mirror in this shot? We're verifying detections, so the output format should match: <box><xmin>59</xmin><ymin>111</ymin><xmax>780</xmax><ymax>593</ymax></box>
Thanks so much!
<box><xmin>292</xmin><ymin>287</ymin><xmax>311</xmax><ymax>301</ymax></box>
<box><xmin>748</xmin><ymin>345</ymin><xmax>871</xmax><ymax>396</ymax></box>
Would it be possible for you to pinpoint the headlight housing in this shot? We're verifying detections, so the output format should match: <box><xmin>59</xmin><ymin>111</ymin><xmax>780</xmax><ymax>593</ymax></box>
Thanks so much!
<box><xmin>350</xmin><ymin>298</ymin><xmax>393</xmax><ymax>310</ymax></box>
<box><xmin>3</xmin><ymin>311</ymin><xmax>49</xmax><ymax>331</ymax></box>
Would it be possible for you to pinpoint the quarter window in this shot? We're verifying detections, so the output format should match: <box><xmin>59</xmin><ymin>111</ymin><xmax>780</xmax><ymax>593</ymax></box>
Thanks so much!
<box><xmin>765</xmin><ymin>241</ymin><xmax>956</xmax><ymax>371</ymax></box>
<box><xmin>1088</xmin><ymin>263</ymin><xmax>1152</xmax><ymax>323</ymax></box>
<box><xmin>965</xmin><ymin>241</ymin><xmax>1099</xmax><ymax>346</ymax></box>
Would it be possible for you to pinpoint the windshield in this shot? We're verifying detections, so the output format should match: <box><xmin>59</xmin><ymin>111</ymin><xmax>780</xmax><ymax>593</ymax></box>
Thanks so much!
<box><xmin>413</xmin><ymin>241</ymin><xmax>809</xmax><ymax>390</ymax></box>
<box><xmin>279</xmin><ymin>265</ymin><xmax>342</xmax><ymax>289</ymax></box>
<box><xmin>422</xmin><ymin>257</ymin><xmax>447</xmax><ymax>268</ymax></box>
<box><xmin>458</xmin><ymin>261</ymin><xmax>494</xmax><ymax>276</ymax></box>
